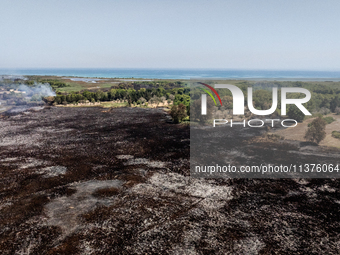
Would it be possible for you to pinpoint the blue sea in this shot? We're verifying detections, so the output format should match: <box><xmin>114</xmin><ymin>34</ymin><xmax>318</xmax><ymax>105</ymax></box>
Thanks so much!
<box><xmin>1</xmin><ymin>68</ymin><xmax>340</xmax><ymax>80</ymax></box>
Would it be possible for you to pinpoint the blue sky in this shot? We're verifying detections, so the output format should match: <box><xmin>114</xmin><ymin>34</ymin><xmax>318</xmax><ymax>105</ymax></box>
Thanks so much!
<box><xmin>1</xmin><ymin>0</ymin><xmax>340</xmax><ymax>70</ymax></box>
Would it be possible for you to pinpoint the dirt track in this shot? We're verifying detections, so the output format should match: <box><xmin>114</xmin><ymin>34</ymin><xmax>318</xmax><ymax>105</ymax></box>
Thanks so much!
<box><xmin>0</xmin><ymin>107</ymin><xmax>340</xmax><ymax>254</ymax></box>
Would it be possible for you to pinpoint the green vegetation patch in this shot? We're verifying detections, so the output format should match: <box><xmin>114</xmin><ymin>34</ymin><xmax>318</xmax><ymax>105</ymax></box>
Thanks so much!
<box><xmin>332</xmin><ymin>131</ymin><xmax>340</xmax><ymax>139</ymax></box>
<box><xmin>309</xmin><ymin>116</ymin><xmax>336</xmax><ymax>127</ymax></box>
<box><xmin>323</xmin><ymin>116</ymin><xmax>336</xmax><ymax>124</ymax></box>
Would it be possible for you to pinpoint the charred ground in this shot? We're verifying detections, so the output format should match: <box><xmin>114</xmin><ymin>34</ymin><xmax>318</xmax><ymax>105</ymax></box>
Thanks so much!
<box><xmin>0</xmin><ymin>107</ymin><xmax>339</xmax><ymax>254</ymax></box>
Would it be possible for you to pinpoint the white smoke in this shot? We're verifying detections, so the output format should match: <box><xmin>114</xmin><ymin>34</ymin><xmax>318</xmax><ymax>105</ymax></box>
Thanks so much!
<box><xmin>18</xmin><ymin>83</ymin><xmax>56</xmax><ymax>97</ymax></box>
<box><xmin>0</xmin><ymin>82</ymin><xmax>56</xmax><ymax>113</ymax></box>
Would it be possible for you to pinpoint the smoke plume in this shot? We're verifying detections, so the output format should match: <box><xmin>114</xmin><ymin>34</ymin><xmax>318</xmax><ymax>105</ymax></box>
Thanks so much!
<box><xmin>18</xmin><ymin>83</ymin><xmax>56</xmax><ymax>97</ymax></box>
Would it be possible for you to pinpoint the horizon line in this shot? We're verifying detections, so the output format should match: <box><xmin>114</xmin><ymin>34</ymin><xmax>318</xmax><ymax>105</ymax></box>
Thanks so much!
<box><xmin>1</xmin><ymin>67</ymin><xmax>340</xmax><ymax>72</ymax></box>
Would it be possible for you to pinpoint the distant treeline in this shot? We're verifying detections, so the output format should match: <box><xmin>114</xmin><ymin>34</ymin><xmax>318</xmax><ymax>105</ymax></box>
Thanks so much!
<box><xmin>54</xmin><ymin>87</ymin><xmax>190</xmax><ymax>107</ymax></box>
<box><xmin>46</xmin><ymin>79</ymin><xmax>340</xmax><ymax>122</ymax></box>
<box><xmin>28</xmin><ymin>79</ymin><xmax>184</xmax><ymax>91</ymax></box>
<box><xmin>125</xmin><ymin>80</ymin><xmax>184</xmax><ymax>90</ymax></box>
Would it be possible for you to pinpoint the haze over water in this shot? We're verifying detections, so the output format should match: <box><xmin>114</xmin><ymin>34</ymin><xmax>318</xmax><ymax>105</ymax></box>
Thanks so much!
<box><xmin>1</xmin><ymin>69</ymin><xmax>340</xmax><ymax>80</ymax></box>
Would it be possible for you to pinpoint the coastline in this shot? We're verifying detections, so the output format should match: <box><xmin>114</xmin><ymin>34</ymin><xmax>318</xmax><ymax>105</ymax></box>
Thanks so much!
<box><xmin>2</xmin><ymin>69</ymin><xmax>340</xmax><ymax>80</ymax></box>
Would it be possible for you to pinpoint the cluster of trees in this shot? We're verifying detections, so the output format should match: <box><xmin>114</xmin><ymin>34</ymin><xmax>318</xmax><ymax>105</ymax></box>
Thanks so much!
<box><xmin>49</xmin><ymin>80</ymin><xmax>340</xmax><ymax>125</ymax></box>
<box><xmin>53</xmin><ymin>87</ymin><xmax>191</xmax><ymax>114</ymax></box>
<box><xmin>98</xmin><ymin>81</ymin><xmax>186</xmax><ymax>91</ymax></box>
<box><xmin>51</xmin><ymin>84</ymin><xmax>192</xmax><ymax>123</ymax></box>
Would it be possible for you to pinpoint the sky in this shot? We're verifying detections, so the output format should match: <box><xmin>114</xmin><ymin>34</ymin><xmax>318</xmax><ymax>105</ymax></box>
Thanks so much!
<box><xmin>1</xmin><ymin>0</ymin><xmax>340</xmax><ymax>70</ymax></box>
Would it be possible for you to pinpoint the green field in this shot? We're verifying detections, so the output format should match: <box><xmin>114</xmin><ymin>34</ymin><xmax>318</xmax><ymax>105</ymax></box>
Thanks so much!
<box><xmin>25</xmin><ymin>75</ymin><xmax>186</xmax><ymax>93</ymax></box>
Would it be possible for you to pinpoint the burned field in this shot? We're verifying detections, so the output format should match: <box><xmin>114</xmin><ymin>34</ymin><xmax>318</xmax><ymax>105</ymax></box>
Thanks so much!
<box><xmin>0</xmin><ymin>107</ymin><xmax>340</xmax><ymax>254</ymax></box>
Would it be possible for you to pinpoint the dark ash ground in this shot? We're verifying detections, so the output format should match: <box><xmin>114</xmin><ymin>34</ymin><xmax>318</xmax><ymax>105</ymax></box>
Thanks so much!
<box><xmin>0</xmin><ymin>107</ymin><xmax>339</xmax><ymax>254</ymax></box>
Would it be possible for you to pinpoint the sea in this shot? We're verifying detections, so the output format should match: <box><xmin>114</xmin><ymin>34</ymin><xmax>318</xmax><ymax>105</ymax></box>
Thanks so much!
<box><xmin>1</xmin><ymin>68</ymin><xmax>340</xmax><ymax>80</ymax></box>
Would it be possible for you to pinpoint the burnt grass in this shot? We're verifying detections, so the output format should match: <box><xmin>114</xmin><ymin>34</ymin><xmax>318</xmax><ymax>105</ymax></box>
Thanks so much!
<box><xmin>0</xmin><ymin>107</ymin><xmax>339</xmax><ymax>254</ymax></box>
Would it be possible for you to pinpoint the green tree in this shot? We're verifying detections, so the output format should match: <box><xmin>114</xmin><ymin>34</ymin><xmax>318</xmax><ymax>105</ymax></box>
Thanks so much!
<box><xmin>287</xmin><ymin>105</ymin><xmax>305</xmax><ymax>122</ymax></box>
<box><xmin>304</xmin><ymin>117</ymin><xmax>326</xmax><ymax>144</ymax></box>
<box><xmin>109</xmin><ymin>89</ymin><xmax>117</xmax><ymax>100</ymax></box>
<box><xmin>54</xmin><ymin>96</ymin><xmax>62</xmax><ymax>104</ymax></box>
<box><xmin>170</xmin><ymin>103</ymin><xmax>187</xmax><ymax>124</ymax></box>
<box><xmin>330</xmin><ymin>96</ymin><xmax>340</xmax><ymax>112</ymax></box>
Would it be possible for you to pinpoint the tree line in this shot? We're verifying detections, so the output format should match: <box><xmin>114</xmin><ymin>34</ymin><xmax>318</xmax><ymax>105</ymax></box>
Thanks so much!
<box><xmin>48</xmin><ymin>80</ymin><xmax>340</xmax><ymax>125</ymax></box>
<box><xmin>53</xmin><ymin>87</ymin><xmax>190</xmax><ymax>111</ymax></box>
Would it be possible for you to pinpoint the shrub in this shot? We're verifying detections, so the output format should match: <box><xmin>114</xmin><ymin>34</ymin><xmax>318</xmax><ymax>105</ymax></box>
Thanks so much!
<box><xmin>160</xmin><ymin>96</ymin><xmax>166</xmax><ymax>103</ymax></box>
<box><xmin>139</xmin><ymin>97</ymin><xmax>146</xmax><ymax>105</ymax></box>
<box><xmin>323</xmin><ymin>116</ymin><xmax>336</xmax><ymax>124</ymax></box>
<box><xmin>335</xmin><ymin>107</ymin><xmax>340</xmax><ymax>115</ymax></box>
<box><xmin>170</xmin><ymin>103</ymin><xmax>187</xmax><ymax>124</ymax></box>
<box><xmin>304</xmin><ymin>117</ymin><xmax>326</xmax><ymax>144</ymax></box>
<box><xmin>42</xmin><ymin>96</ymin><xmax>55</xmax><ymax>105</ymax></box>
<box><xmin>309</xmin><ymin>116</ymin><xmax>333</xmax><ymax>129</ymax></box>
<box><xmin>332</xmin><ymin>131</ymin><xmax>340</xmax><ymax>139</ymax></box>
<box><xmin>319</xmin><ymin>107</ymin><xmax>331</xmax><ymax>115</ymax></box>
